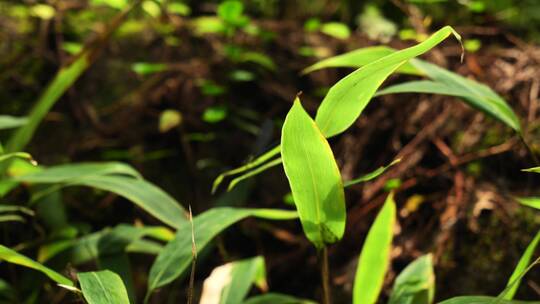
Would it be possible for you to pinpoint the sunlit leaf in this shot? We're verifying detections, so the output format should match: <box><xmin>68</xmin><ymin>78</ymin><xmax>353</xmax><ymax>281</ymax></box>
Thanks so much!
<box><xmin>78</xmin><ymin>270</ymin><xmax>129</xmax><ymax>304</ymax></box>
<box><xmin>0</xmin><ymin>116</ymin><xmax>28</xmax><ymax>130</ymax></box>
<box><xmin>281</xmin><ymin>99</ymin><xmax>346</xmax><ymax>248</ymax></box>
<box><xmin>0</xmin><ymin>245</ymin><xmax>73</xmax><ymax>286</ymax></box>
<box><xmin>320</xmin><ymin>22</ymin><xmax>350</xmax><ymax>40</ymax></box>
<box><xmin>159</xmin><ymin>109</ymin><xmax>182</xmax><ymax>133</ymax></box>
<box><xmin>389</xmin><ymin>254</ymin><xmax>435</xmax><ymax>304</ymax></box>
<box><xmin>501</xmin><ymin>230</ymin><xmax>540</xmax><ymax>299</ymax></box>
<box><xmin>516</xmin><ymin>197</ymin><xmax>540</xmax><ymax>210</ymax></box>
<box><xmin>145</xmin><ymin>207</ymin><xmax>297</xmax><ymax>300</ymax></box>
<box><xmin>315</xmin><ymin>26</ymin><xmax>461</xmax><ymax>138</ymax></box>
<box><xmin>439</xmin><ymin>296</ymin><xmax>538</xmax><ymax>304</ymax></box>
<box><xmin>353</xmin><ymin>193</ymin><xmax>396</xmax><ymax>304</ymax></box>
<box><xmin>344</xmin><ymin>158</ymin><xmax>401</xmax><ymax>187</ymax></box>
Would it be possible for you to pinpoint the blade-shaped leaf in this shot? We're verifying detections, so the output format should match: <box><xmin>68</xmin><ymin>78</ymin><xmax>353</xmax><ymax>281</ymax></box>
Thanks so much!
<box><xmin>243</xmin><ymin>293</ymin><xmax>316</xmax><ymax>304</ymax></box>
<box><xmin>501</xmin><ymin>230</ymin><xmax>540</xmax><ymax>299</ymax></box>
<box><xmin>302</xmin><ymin>46</ymin><xmax>421</xmax><ymax>75</ymax></box>
<box><xmin>516</xmin><ymin>197</ymin><xmax>540</xmax><ymax>210</ymax></box>
<box><xmin>353</xmin><ymin>193</ymin><xmax>396</xmax><ymax>304</ymax></box>
<box><xmin>389</xmin><ymin>254</ymin><xmax>435</xmax><ymax>304</ymax></box>
<box><xmin>344</xmin><ymin>158</ymin><xmax>401</xmax><ymax>187</ymax></box>
<box><xmin>281</xmin><ymin>99</ymin><xmax>346</xmax><ymax>248</ymax></box>
<box><xmin>439</xmin><ymin>296</ymin><xmax>539</xmax><ymax>304</ymax></box>
<box><xmin>146</xmin><ymin>207</ymin><xmax>297</xmax><ymax>301</ymax></box>
<box><xmin>15</xmin><ymin>165</ymin><xmax>186</xmax><ymax>229</ymax></box>
<box><xmin>315</xmin><ymin>26</ymin><xmax>460</xmax><ymax>138</ymax></box>
<box><xmin>0</xmin><ymin>244</ymin><xmax>73</xmax><ymax>286</ymax></box>
<box><xmin>78</xmin><ymin>270</ymin><xmax>129</xmax><ymax>304</ymax></box>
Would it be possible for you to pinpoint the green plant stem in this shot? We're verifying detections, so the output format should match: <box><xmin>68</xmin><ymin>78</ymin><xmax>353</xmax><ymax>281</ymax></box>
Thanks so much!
<box><xmin>320</xmin><ymin>247</ymin><xmax>331</xmax><ymax>304</ymax></box>
<box><xmin>519</xmin><ymin>134</ymin><xmax>540</xmax><ymax>166</ymax></box>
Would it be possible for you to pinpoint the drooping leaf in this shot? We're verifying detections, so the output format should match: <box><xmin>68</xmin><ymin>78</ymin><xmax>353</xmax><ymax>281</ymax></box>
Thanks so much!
<box><xmin>15</xmin><ymin>164</ymin><xmax>186</xmax><ymax>229</ymax></box>
<box><xmin>0</xmin><ymin>153</ymin><xmax>34</xmax><ymax>165</ymax></box>
<box><xmin>0</xmin><ymin>245</ymin><xmax>73</xmax><ymax>286</ymax></box>
<box><xmin>0</xmin><ymin>116</ymin><xmax>28</xmax><ymax>130</ymax></box>
<box><xmin>200</xmin><ymin>256</ymin><xmax>266</xmax><ymax>304</ymax></box>
<box><xmin>501</xmin><ymin>230</ymin><xmax>540</xmax><ymax>299</ymax></box>
<box><xmin>388</xmin><ymin>254</ymin><xmax>435</xmax><ymax>304</ymax></box>
<box><xmin>439</xmin><ymin>296</ymin><xmax>539</xmax><ymax>304</ymax></box>
<box><xmin>302</xmin><ymin>46</ymin><xmax>420</xmax><ymax>75</ymax></box>
<box><xmin>145</xmin><ymin>207</ymin><xmax>297</xmax><ymax>300</ymax></box>
<box><xmin>516</xmin><ymin>197</ymin><xmax>540</xmax><ymax>210</ymax></box>
<box><xmin>315</xmin><ymin>26</ymin><xmax>460</xmax><ymax>138</ymax></box>
<box><xmin>344</xmin><ymin>158</ymin><xmax>401</xmax><ymax>187</ymax></box>
<box><xmin>243</xmin><ymin>293</ymin><xmax>316</xmax><ymax>304</ymax></box>
<box><xmin>281</xmin><ymin>99</ymin><xmax>346</xmax><ymax>248</ymax></box>
<box><xmin>78</xmin><ymin>270</ymin><xmax>129</xmax><ymax>304</ymax></box>
<box><xmin>353</xmin><ymin>193</ymin><xmax>396</xmax><ymax>304</ymax></box>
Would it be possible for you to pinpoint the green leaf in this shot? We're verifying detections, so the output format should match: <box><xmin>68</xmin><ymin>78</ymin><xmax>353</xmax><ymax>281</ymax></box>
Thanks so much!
<box><xmin>408</xmin><ymin>59</ymin><xmax>521</xmax><ymax>133</ymax></box>
<box><xmin>389</xmin><ymin>254</ymin><xmax>435</xmax><ymax>304</ymax></box>
<box><xmin>159</xmin><ymin>109</ymin><xmax>182</xmax><ymax>133</ymax></box>
<box><xmin>0</xmin><ymin>152</ymin><xmax>34</xmax><ymax>165</ymax></box>
<box><xmin>302</xmin><ymin>46</ymin><xmax>421</xmax><ymax>75</ymax></box>
<box><xmin>131</xmin><ymin>62</ymin><xmax>168</xmax><ymax>76</ymax></box>
<box><xmin>203</xmin><ymin>106</ymin><xmax>228</xmax><ymax>123</ymax></box>
<box><xmin>281</xmin><ymin>99</ymin><xmax>346</xmax><ymax>248</ymax></box>
<box><xmin>15</xmin><ymin>163</ymin><xmax>187</xmax><ymax>229</ymax></box>
<box><xmin>439</xmin><ymin>296</ymin><xmax>539</xmax><ymax>304</ymax></box>
<box><xmin>501</xmin><ymin>230</ymin><xmax>540</xmax><ymax>299</ymax></box>
<box><xmin>516</xmin><ymin>197</ymin><xmax>540</xmax><ymax>210</ymax></box>
<box><xmin>145</xmin><ymin>207</ymin><xmax>297</xmax><ymax>300</ymax></box>
<box><xmin>0</xmin><ymin>116</ymin><xmax>28</xmax><ymax>130</ymax></box>
<box><xmin>315</xmin><ymin>26</ymin><xmax>460</xmax><ymax>138</ymax></box>
<box><xmin>243</xmin><ymin>293</ymin><xmax>316</xmax><ymax>304</ymax></box>
<box><xmin>353</xmin><ymin>193</ymin><xmax>396</xmax><ymax>304</ymax></box>
<box><xmin>344</xmin><ymin>158</ymin><xmax>400</xmax><ymax>187</ymax></box>
<box><xmin>201</xmin><ymin>256</ymin><xmax>266</xmax><ymax>304</ymax></box>
<box><xmin>78</xmin><ymin>270</ymin><xmax>129</xmax><ymax>304</ymax></box>
<box><xmin>6</xmin><ymin>52</ymin><xmax>91</xmax><ymax>153</ymax></box>
<box><xmin>320</xmin><ymin>22</ymin><xmax>350</xmax><ymax>40</ymax></box>
<box><xmin>0</xmin><ymin>244</ymin><xmax>73</xmax><ymax>286</ymax></box>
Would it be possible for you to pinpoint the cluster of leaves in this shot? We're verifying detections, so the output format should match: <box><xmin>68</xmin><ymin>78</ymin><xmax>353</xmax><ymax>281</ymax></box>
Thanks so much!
<box><xmin>0</xmin><ymin>2</ymin><xmax>539</xmax><ymax>304</ymax></box>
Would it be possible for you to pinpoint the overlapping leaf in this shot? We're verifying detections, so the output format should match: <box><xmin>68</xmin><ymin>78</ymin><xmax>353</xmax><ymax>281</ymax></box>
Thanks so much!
<box><xmin>353</xmin><ymin>193</ymin><xmax>396</xmax><ymax>304</ymax></box>
<box><xmin>78</xmin><ymin>270</ymin><xmax>129</xmax><ymax>304</ymax></box>
<box><xmin>389</xmin><ymin>254</ymin><xmax>435</xmax><ymax>304</ymax></box>
<box><xmin>281</xmin><ymin>99</ymin><xmax>345</xmax><ymax>248</ymax></box>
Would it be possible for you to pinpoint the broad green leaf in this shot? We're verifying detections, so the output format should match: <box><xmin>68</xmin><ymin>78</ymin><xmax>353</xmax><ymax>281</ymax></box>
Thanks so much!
<box><xmin>439</xmin><ymin>296</ymin><xmax>539</xmax><ymax>304</ymax></box>
<box><xmin>6</xmin><ymin>52</ymin><xmax>91</xmax><ymax>153</ymax></box>
<box><xmin>200</xmin><ymin>256</ymin><xmax>266</xmax><ymax>304</ymax></box>
<box><xmin>0</xmin><ymin>245</ymin><xmax>73</xmax><ymax>286</ymax></box>
<box><xmin>376</xmin><ymin>80</ymin><xmax>460</xmax><ymax>97</ymax></box>
<box><xmin>344</xmin><ymin>158</ymin><xmax>401</xmax><ymax>187</ymax></box>
<box><xmin>145</xmin><ymin>207</ymin><xmax>297</xmax><ymax>300</ymax></box>
<box><xmin>389</xmin><ymin>254</ymin><xmax>435</xmax><ymax>304</ymax></box>
<box><xmin>0</xmin><ymin>116</ymin><xmax>28</xmax><ymax>130</ymax></box>
<box><xmin>78</xmin><ymin>270</ymin><xmax>129</xmax><ymax>304</ymax></box>
<box><xmin>281</xmin><ymin>99</ymin><xmax>346</xmax><ymax>248</ymax></box>
<box><xmin>516</xmin><ymin>197</ymin><xmax>540</xmax><ymax>210</ymax></box>
<box><xmin>502</xmin><ymin>230</ymin><xmax>540</xmax><ymax>299</ymax></box>
<box><xmin>15</xmin><ymin>164</ymin><xmax>186</xmax><ymax>229</ymax></box>
<box><xmin>243</xmin><ymin>293</ymin><xmax>316</xmax><ymax>304</ymax></box>
<box><xmin>315</xmin><ymin>26</ymin><xmax>460</xmax><ymax>138</ymax></box>
<box><xmin>353</xmin><ymin>193</ymin><xmax>396</xmax><ymax>304</ymax></box>
<box><xmin>408</xmin><ymin>59</ymin><xmax>521</xmax><ymax>133</ymax></box>
<box><xmin>302</xmin><ymin>46</ymin><xmax>421</xmax><ymax>75</ymax></box>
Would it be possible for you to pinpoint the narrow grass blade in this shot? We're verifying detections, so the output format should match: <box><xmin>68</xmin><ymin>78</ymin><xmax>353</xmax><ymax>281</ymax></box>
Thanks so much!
<box><xmin>315</xmin><ymin>26</ymin><xmax>460</xmax><ymax>138</ymax></box>
<box><xmin>0</xmin><ymin>245</ymin><xmax>73</xmax><ymax>286</ymax></box>
<box><xmin>13</xmin><ymin>162</ymin><xmax>142</xmax><ymax>182</ymax></box>
<box><xmin>439</xmin><ymin>296</ymin><xmax>539</xmax><ymax>304</ymax></box>
<box><xmin>227</xmin><ymin>157</ymin><xmax>282</xmax><ymax>192</ymax></box>
<box><xmin>353</xmin><ymin>193</ymin><xmax>396</xmax><ymax>304</ymax></box>
<box><xmin>344</xmin><ymin>158</ymin><xmax>401</xmax><ymax>187</ymax></box>
<box><xmin>515</xmin><ymin>197</ymin><xmax>540</xmax><ymax>210</ymax></box>
<box><xmin>0</xmin><ymin>153</ymin><xmax>34</xmax><ymax>165</ymax></box>
<box><xmin>281</xmin><ymin>98</ymin><xmax>346</xmax><ymax>248</ymax></box>
<box><xmin>145</xmin><ymin>207</ymin><xmax>297</xmax><ymax>301</ymax></box>
<box><xmin>388</xmin><ymin>254</ymin><xmax>435</xmax><ymax>304</ymax></box>
<box><xmin>501</xmin><ymin>230</ymin><xmax>540</xmax><ymax>299</ymax></box>
<box><xmin>78</xmin><ymin>270</ymin><xmax>129</xmax><ymax>304</ymax></box>
<box><xmin>302</xmin><ymin>46</ymin><xmax>421</xmax><ymax>75</ymax></box>
<box><xmin>212</xmin><ymin>145</ymin><xmax>280</xmax><ymax>194</ymax></box>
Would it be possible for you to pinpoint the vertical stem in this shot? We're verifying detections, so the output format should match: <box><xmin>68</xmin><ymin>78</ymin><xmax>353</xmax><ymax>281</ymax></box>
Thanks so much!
<box><xmin>320</xmin><ymin>247</ymin><xmax>331</xmax><ymax>304</ymax></box>
<box><xmin>519</xmin><ymin>134</ymin><xmax>540</xmax><ymax>166</ymax></box>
